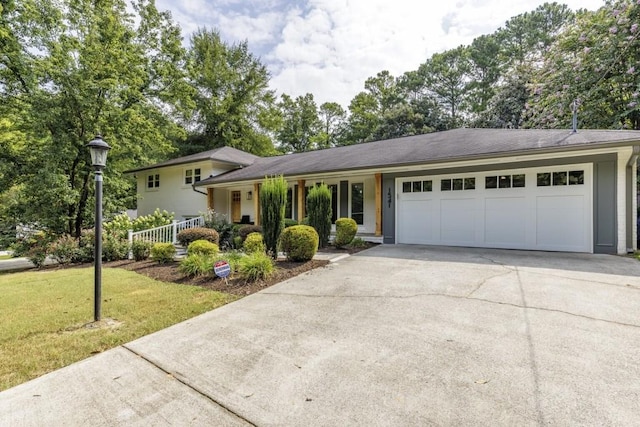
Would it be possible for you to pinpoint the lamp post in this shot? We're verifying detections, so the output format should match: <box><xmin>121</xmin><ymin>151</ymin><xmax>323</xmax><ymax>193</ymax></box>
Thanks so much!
<box><xmin>87</xmin><ymin>135</ymin><xmax>111</xmax><ymax>322</ymax></box>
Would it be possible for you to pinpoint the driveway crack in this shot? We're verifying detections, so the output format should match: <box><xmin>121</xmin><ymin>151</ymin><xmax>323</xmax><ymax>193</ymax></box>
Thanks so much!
<box><xmin>121</xmin><ymin>346</ymin><xmax>257</xmax><ymax>426</ymax></box>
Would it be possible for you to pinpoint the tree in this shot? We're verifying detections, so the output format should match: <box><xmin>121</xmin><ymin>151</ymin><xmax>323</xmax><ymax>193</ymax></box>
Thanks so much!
<box><xmin>260</xmin><ymin>175</ymin><xmax>287</xmax><ymax>258</ymax></box>
<box><xmin>307</xmin><ymin>184</ymin><xmax>332</xmax><ymax>248</ymax></box>
<box><xmin>419</xmin><ymin>46</ymin><xmax>471</xmax><ymax>128</ymax></box>
<box><xmin>276</xmin><ymin>93</ymin><xmax>322</xmax><ymax>152</ymax></box>
<box><xmin>524</xmin><ymin>0</ymin><xmax>640</xmax><ymax>129</ymax></box>
<box><xmin>0</xmin><ymin>0</ymin><xmax>188</xmax><ymax>237</ymax></box>
<box><xmin>316</xmin><ymin>102</ymin><xmax>347</xmax><ymax>148</ymax></box>
<box><xmin>467</xmin><ymin>34</ymin><xmax>502</xmax><ymax>117</ymax></box>
<box><xmin>182</xmin><ymin>29</ymin><xmax>278</xmax><ymax>156</ymax></box>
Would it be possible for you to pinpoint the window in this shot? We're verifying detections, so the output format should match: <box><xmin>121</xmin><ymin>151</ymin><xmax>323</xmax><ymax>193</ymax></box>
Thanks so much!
<box><xmin>285</xmin><ymin>188</ymin><xmax>293</xmax><ymax>219</ymax></box>
<box><xmin>351</xmin><ymin>183</ymin><xmax>364</xmax><ymax>225</ymax></box>
<box><xmin>147</xmin><ymin>174</ymin><xmax>159</xmax><ymax>189</ymax></box>
<box><xmin>486</xmin><ymin>174</ymin><xmax>525</xmax><ymax>189</ymax></box>
<box><xmin>184</xmin><ymin>168</ymin><xmax>201</xmax><ymax>185</ymax></box>
<box><xmin>441</xmin><ymin>177</ymin><xmax>475</xmax><ymax>191</ymax></box>
<box><xmin>537</xmin><ymin>170</ymin><xmax>584</xmax><ymax>187</ymax></box>
<box><xmin>402</xmin><ymin>180</ymin><xmax>432</xmax><ymax>193</ymax></box>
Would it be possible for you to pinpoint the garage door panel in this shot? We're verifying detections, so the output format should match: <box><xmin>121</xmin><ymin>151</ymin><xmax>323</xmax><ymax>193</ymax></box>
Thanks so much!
<box><xmin>440</xmin><ymin>199</ymin><xmax>475</xmax><ymax>244</ymax></box>
<box><xmin>484</xmin><ymin>197</ymin><xmax>527</xmax><ymax>246</ymax></box>
<box><xmin>397</xmin><ymin>199</ymin><xmax>436</xmax><ymax>244</ymax></box>
<box><xmin>536</xmin><ymin>195</ymin><xmax>587</xmax><ymax>250</ymax></box>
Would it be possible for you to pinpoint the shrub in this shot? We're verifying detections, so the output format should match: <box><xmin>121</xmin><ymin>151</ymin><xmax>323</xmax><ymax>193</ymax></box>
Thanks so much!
<box><xmin>187</xmin><ymin>239</ymin><xmax>220</xmax><ymax>256</ymax></box>
<box><xmin>233</xmin><ymin>236</ymin><xmax>243</xmax><ymax>249</ymax></box>
<box><xmin>151</xmin><ymin>243</ymin><xmax>176</xmax><ymax>264</ymax></box>
<box><xmin>179</xmin><ymin>254</ymin><xmax>213</xmax><ymax>277</ymax></box>
<box><xmin>13</xmin><ymin>232</ymin><xmax>50</xmax><ymax>268</ymax></box>
<box><xmin>73</xmin><ymin>230</ymin><xmax>95</xmax><ymax>263</ymax></box>
<box><xmin>131</xmin><ymin>239</ymin><xmax>152</xmax><ymax>261</ymax></box>
<box><xmin>348</xmin><ymin>237</ymin><xmax>368</xmax><ymax>248</ymax></box>
<box><xmin>243</xmin><ymin>232</ymin><xmax>266</xmax><ymax>254</ymax></box>
<box><xmin>307</xmin><ymin>184</ymin><xmax>332</xmax><ymax>248</ymax></box>
<box><xmin>335</xmin><ymin>217</ymin><xmax>358</xmax><ymax>248</ymax></box>
<box><xmin>238</xmin><ymin>225</ymin><xmax>262</xmax><ymax>241</ymax></box>
<box><xmin>176</xmin><ymin>227</ymin><xmax>219</xmax><ymax>247</ymax></box>
<box><xmin>103</xmin><ymin>233</ymin><xmax>129</xmax><ymax>261</ymax></box>
<box><xmin>238</xmin><ymin>251</ymin><xmax>275</xmax><ymax>281</ymax></box>
<box><xmin>105</xmin><ymin>209</ymin><xmax>174</xmax><ymax>239</ymax></box>
<box><xmin>49</xmin><ymin>235</ymin><xmax>79</xmax><ymax>266</ymax></box>
<box><xmin>203</xmin><ymin>209</ymin><xmax>235</xmax><ymax>249</ymax></box>
<box><xmin>284</xmin><ymin>218</ymin><xmax>298</xmax><ymax>228</ymax></box>
<box><xmin>260</xmin><ymin>175</ymin><xmax>288</xmax><ymax>258</ymax></box>
<box><xmin>279</xmin><ymin>225</ymin><xmax>319</xmax><ymax>262</ymax></box>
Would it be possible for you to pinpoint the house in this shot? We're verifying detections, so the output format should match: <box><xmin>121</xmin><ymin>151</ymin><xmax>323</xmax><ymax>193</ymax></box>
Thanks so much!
<box><xmin>126</xmin><ymin>146</ymin><xmax>259</xmax><ymax>220</ymax></box>
<box><xmin>129</xmin><ymin>128</ymin><xmax>640</xmax><ymax>255</ymax></box>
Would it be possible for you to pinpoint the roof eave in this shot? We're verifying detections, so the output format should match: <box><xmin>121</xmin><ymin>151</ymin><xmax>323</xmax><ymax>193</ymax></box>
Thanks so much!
<box><xmin>197</xmin><ymin>139</ymin><xmax>640</xmax><ymax>186</ymax></box>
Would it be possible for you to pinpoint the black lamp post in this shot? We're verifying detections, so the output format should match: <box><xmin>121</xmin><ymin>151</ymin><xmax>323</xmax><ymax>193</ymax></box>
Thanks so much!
<box><xmin>87</xmin><ymin>135</ymin><xmax>111</xmax><ymax>322</ymax></box>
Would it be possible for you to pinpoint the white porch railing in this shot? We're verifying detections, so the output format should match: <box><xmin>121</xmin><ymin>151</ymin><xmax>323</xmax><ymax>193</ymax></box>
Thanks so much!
<box><xmin>128</xmin><ymin>216</ymin><xmax>204</xmax><ymax>258</ymax></box>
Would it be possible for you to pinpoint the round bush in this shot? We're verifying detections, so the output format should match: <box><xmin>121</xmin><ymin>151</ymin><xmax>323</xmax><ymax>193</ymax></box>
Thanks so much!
<box><xmin>243</xmin><ymin>232</ymin><xmax>266</xmax><ymax>254</ymax></box>
<box><xmin>151</xmin><ymin>242</ymin><xmax>176</xmax><ymax>264</ymax></box>
<box><xmin>279</xmin><ymin>225</ymin><xmax>319</xmax><ymax>262</ymax></box>
<box><xmin>334</xmin><ymin>217</ymin><xmax>358</xmax><ymax>248</ymax></box>
<box><xmin>238</xmin><ymin>225</ymin><xmax>262</xmax><ymax>242</ymax></box>
<box><xmin>187</xmin><ymin>239</ymin><xmax>220</xmax><ymax>256</ymax></box>
<box><xmin>131</xmin><ymin>239</ymin><xmax>152</xmax><ymax>261</ymax></box>
<box><xmin>176</xmin><ymin>227</ymin><xmax>219</xmax><ymax>247</ymax></box>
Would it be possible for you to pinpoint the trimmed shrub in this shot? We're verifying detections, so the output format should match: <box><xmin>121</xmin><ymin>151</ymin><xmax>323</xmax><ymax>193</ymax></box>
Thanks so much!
<box><xmin>284</xmin><ymin>218</ymin><xmax>298</xmax><ymax>228</ymax></box>
<box><xmin>103</xmin><ymin>233</ymin><xmax>129</xmax><ymax>261</ymax></box>
<box><xmin>151</xmin><ymin>243</ymin><xmax>176</xmax><ymax>264</ymax></box>
<box><xmin>279</xmin><ymin>225</ymin><xmax>319</xmax><ymax>262</ymax></box>
<box><xmin>243</xmin><ymin>232</ymin><xmax>266</xmax><ymax>254</ymax></box>
<box><xmin>187</xmin><ymin>239</ymin><xmax>220</xmax><ymax>256</ymax></box>
<box><xmin>49</xmin><ymin>235</ymin><xmax>79</xmax><ymax>266</ymax></box>
<box><xmin>176</xmin><ymin>227</ymin><xmax>219</xmax><ymax>247</ymax></box>
<box><xmin>179</xmin><ymin>254</ymin><xmax>213</xmax><ymax>277</ymax></box>
<box><xmin>307</xmin><ymin>184</ymin><xmax>332</xmax><ymax>248</ymax></box>
<box><xmin>131</xmin><ymin>239</ymin><xmax>152</xmax><ymax>261</ymax></box>
<box><xmin>334</xmin><ymin>217</ymin><xmax>358</xmax><ymax>248</ymax></box>
<box><xmin>238</xmin><ymin>251</ymin><xmax>275</xmax><ymax>281</ymax></box>
<box><xmin>260</xmin><ymin>175</ymin><xmax>288</xmax><ymax>258</ymax></box>
<box><xmin>238</xmin><ymin>225</ymin><xmax>262</xmax><ymax>241</ymax></box>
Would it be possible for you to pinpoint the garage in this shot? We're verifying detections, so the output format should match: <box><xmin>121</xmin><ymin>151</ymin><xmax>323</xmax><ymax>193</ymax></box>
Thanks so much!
<box><xmin>396</xmin><ymin>163</ymin><xmax>592</xmax><ymax>252</ymax></box>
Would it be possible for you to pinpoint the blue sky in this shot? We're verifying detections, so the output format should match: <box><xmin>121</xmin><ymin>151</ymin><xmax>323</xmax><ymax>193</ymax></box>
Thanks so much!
<box><xmin>156</xmin><ymin>0</ymin><xmax>606</xmax><ymax>107</ymax></box>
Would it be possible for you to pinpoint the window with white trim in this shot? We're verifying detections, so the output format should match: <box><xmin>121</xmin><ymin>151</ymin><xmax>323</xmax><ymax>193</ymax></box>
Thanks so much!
<box><xmin>184</xmin><ymin>168</ymin><xmax>201</xmax><ymax>185</ymax></box>
<box><xmin>147</xmin><ymin>174</ymin><xmax>160</xmax><ymax>189</ymax></box>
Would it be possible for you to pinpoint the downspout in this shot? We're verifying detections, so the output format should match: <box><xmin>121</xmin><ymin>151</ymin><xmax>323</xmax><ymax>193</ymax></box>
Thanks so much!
<box><xmin>626</xmin><ymin>145</ymin><xmax>640</xmax><ymax>253</ymax></box>
<box><xmin>191</xmin><ymin>183</ymin><xmax>208</xmax><ymax>196</ymax></box>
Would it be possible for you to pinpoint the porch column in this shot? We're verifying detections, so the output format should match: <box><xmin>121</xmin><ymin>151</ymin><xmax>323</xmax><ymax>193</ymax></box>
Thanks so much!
<box><xmin>253</xmin><ymin>182</ymin><xmax>260</xmax><ymax>226</ymax></box>
<box><xmin>375</xmin><ymin>173</ymin><xmax>382</xmax><ymax>236</ymax></box>
<box><xmin>207</xmin><ymin>188</ymin><xmax>214</xmax><ymax>211</ymax></box>
<box><xmin>297</xmin><ymin>179</ymin><xmax>306</xmax><ymax>221</ymax></box>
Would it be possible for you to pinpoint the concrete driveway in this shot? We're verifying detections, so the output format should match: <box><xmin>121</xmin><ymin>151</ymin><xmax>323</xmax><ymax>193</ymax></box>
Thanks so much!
<box><xmin>2</xmin><ymin>245</ymin><xmax>640</xmax><ymax>426</ymax></box>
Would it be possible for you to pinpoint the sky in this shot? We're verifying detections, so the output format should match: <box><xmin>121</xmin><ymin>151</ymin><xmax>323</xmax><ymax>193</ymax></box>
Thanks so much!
<box><xmin>155</xmin><ymin>0</ymin><xmax>606</xmax><ymax>107</ymax></box>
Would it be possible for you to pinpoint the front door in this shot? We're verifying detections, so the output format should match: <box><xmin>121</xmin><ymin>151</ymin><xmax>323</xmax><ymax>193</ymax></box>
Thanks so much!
<box><xmin>231</xmin><ymin>191</ymin><xmax>241</xmax><ymax>223</ymax></box>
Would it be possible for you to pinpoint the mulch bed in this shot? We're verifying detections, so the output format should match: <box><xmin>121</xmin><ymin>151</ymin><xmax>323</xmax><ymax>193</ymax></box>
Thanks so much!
<box><xmin>105</xmin><ymin>242</ymin><xmax>377</xmax><ymax>297</ymax></box>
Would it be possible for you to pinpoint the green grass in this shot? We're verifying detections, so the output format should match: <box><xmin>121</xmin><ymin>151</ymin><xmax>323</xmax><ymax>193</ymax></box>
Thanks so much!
<box><xmin>0</xmin><ymin>267</ymin><xmax>236</xmax><ymax>391</ymax></box>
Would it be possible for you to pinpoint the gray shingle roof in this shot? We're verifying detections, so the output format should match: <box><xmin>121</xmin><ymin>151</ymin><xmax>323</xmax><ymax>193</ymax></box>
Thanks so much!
<box><xmin>196</xmin><ymin>128</ymin><xmax>640</xmax><ymax>186</ymax></box>
<box><xmin>125</xmin><ymin>146</ymin><xmax>260</xmax><ymax>173</ymax></box>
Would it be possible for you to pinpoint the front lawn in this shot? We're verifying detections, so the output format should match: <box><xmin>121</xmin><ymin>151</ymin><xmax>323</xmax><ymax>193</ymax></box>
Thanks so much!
<box><xmin>0</xmin><ymin>267</ymin><xmax>235</xmax><ymax>391</ymax></box>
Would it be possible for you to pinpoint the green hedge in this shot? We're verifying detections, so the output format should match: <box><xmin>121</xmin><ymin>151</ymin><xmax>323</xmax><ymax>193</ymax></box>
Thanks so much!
<box><xmin>334</xmin><ymin>217</ymin><xmax>358</xmax><ymax>248</ymax></box>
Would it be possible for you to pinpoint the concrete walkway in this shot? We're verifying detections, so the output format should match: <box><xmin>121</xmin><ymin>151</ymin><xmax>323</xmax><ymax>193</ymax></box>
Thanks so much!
<box><xmin>2</xmin><ymin>245</ymin><xmax>640</xmax><ymax>426</ymax></box>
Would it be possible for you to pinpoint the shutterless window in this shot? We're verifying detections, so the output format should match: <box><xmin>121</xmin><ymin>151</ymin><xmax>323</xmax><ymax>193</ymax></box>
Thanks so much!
<box><xmin>185</xmin><ymin>168</ymin><xmax>201</xmax><ymax>185</ymax></box>
<box><xmin>351</xmin><ymin>183</ymin><xmax>364</xmax><ymax>225</ymax></box>
<box><xmin>537</xmin><ymin>173</ymin><xmax>551</xmax><ymax>187</ymax></box>
<box><xmin>423</xmin><ymin>180</ymin><xmax>432</xmax><ymax>191</ymax></box>
<box><xmin>147</xmin><ymin>174</ymin><xmax>159</xmax><ymax>189</ymax></box>
<box><xmin>441</xmin><ymin>179</ymin><xmax>452</xmax><ymax>191</ymax></box>
<box><xmin>569</xmin><ymin>170</ymin><xmax>584</xmax><ymax>185</ymax></box>
<box><xmin>402</xmin><ymin>182</ymin><xmax>412</xmax><ymax>193</ymax></box>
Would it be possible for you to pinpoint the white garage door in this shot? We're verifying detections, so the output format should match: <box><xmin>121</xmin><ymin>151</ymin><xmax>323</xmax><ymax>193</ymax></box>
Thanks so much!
<box><xmin>396</xmin><ymin>164</ymin><xmax>592</xmax><ymax>252</ymax></box>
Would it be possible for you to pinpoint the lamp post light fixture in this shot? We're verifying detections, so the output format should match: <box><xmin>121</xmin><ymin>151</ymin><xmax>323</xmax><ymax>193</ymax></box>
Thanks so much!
<box><xmin>87</xmin><ymin>134</ymin><xmax>111</xmax><ymax>322</ymax></box>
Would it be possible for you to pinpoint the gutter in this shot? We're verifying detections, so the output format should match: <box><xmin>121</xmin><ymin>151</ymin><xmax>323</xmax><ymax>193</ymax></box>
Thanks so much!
<box><xmin>626</xmin><ymin>145</ymin><xmax>640</xmax><ymax>167</ymax></box>
<box><xmin>191</xmin><ymin>183</ymin><xmax>208</xmax><ymax>196</ymax></box>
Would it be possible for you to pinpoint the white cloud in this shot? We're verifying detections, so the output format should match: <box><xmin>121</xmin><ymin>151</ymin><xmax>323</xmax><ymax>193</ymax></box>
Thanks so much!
<box><xmin>157</xmin><ymin>0</ymin><xmax>606</xmax><ymax>107</ymax></box>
